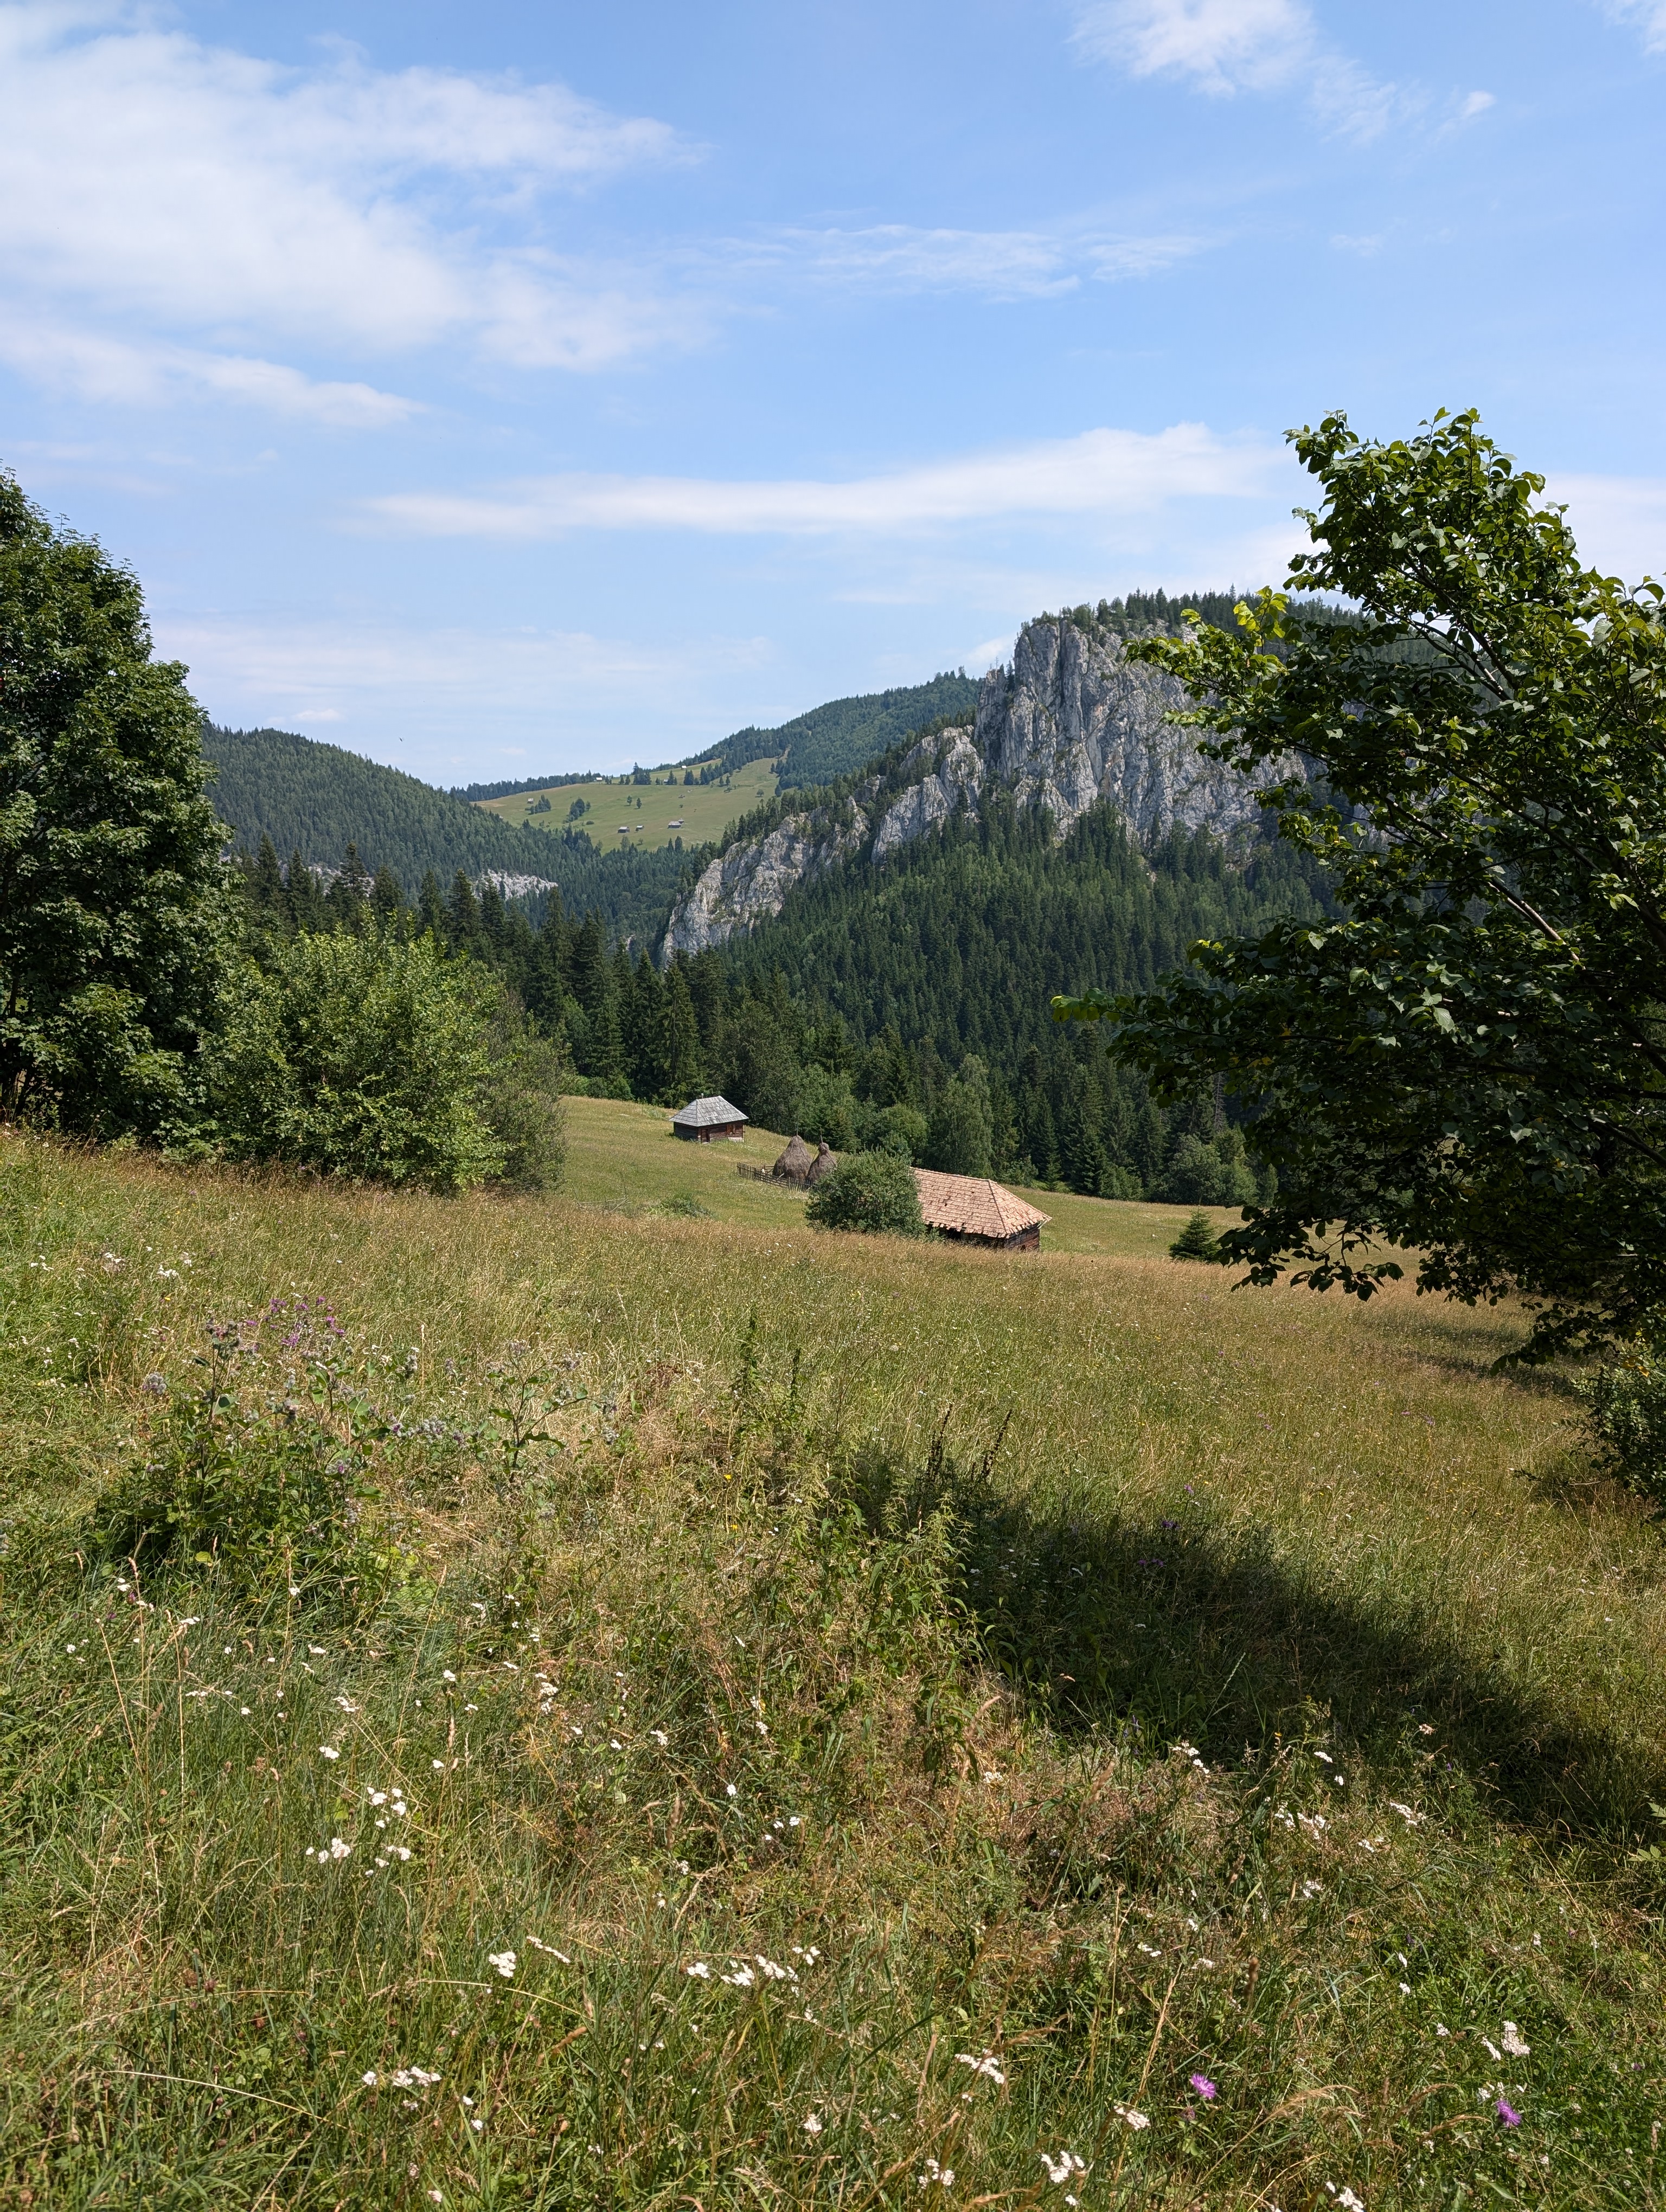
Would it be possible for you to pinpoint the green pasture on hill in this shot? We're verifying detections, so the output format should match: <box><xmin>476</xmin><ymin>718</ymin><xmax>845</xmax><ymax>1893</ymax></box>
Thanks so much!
<box><xmin>2</xmin><ymin>1128</ymin><xmax>1663</xmax><ymax>2208</ymax></box>
<box><xmin>473</xmin><ymin>761</ymin><xmax>781</xmax><ymax>853</ymax></box>
<box><xmin>559</xmin><ymin>1095</ymin><xmax>1227</xmax><ymax>1256</ymax></box>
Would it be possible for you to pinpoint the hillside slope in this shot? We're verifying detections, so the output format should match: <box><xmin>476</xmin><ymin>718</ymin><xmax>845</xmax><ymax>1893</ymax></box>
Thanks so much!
<box><xmin>204</xmin><ymin>724</ymin><xmax>696</xmax><ymax>940</ymax></box>
<box><xmin>664</xmin><ymin>610</ymin><xmax>1292</xmax><ymax>959</ymax></box>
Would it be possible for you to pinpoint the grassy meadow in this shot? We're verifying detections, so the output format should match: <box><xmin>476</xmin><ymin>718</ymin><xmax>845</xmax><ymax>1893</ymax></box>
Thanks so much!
<box><xmin>473</xmin><ymin>762</ymin><xmax>781</xmax><ymax>854</ymax></box>
<box><xmin>2</xmin><ymin>1118</ymin><xmax>1663</xmax><ymax>2208</ymax></box>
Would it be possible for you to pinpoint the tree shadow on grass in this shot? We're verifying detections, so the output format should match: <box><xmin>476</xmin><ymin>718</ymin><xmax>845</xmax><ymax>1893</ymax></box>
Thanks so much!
<box><xmin>841</xmin><ymin>1443</ymin><xmax>1662</xmax><ymax>1848</ymax></box>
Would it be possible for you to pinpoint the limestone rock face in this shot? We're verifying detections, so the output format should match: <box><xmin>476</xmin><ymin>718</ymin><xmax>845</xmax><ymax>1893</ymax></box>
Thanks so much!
<box><xmin>978</xmin><ymin>620</ymin><xmax>1273</xmax><ymax>846</ymax></box>
<box><xmin>662</xmin><ymin>616</ymin><xmax>1284</xmax><ymax>958</ymax></box>
<box><xmin>662</xmin><ymin>801</ymin><xmax>869</xmax><ymax>959</ymax></box>
<box><xmin>871</xmin><ymin>726</ymin><xmax>984</xmax><ymax>864</ymax></box>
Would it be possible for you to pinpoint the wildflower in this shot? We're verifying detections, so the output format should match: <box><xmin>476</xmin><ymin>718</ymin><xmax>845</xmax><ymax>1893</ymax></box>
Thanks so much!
<box><xmin>954</xmin><ymin>2050</ymin><xmax>1004</xmax><ymax>2083</ymax></box>
<box><xmin>756</xmin><ymin>1956</ymin><xmax>797</xmax><ymax>1981</ymax></box>
<box><xmin>368</xmin><ymin>1790</ymin><xmax>388</xmax><ymax>1806</ymax></box>
<box><xmin>1137</xmin><ymin>1943</ymin><xmax>1162</xmax><ymax>1958</ymax></box>
<box><xmin>725</xmin><ymin>1782</ymin><xmax>738</xmax><ymax>1797</ymax></box>
<box><xmin>1399</xmin><ymin>1983</ymin><xmax>1411</xmax><ymax>1996</ymax></box>
<box><xmin>1501</xmin><ymin>2022</ymin><xmax>1530</xmax><ymax>2056</ymax></box>
<box><xmin>319</xmin><ymin>1746</ymin><xmax>340</xmax><ymax>1761</ymax></box>
<box><xmin>1496</xmin><ymin>2099</ymin><xmax>1521</xmax><ymax>2127</ymax></box>
<box><xmin>429</xmin><ymin>2192</ymin><xmax>443</xmax><ymax>2204</ymax></box>
<box><xmin>651</xmin><ymin>1729</ymin><xmax>669</xmax><ymax>1745</ymax></box>
<box><xmin>1189</xmin><ymin>2074</ymin><xmax>1218</xmax><ymax>2100</ymax></box>
<box><xmin>488</xmin><ymin>1951</ymin><xmax>517</xmax><ymax>1979</ymax></box>
<box><xmin>720</xmin><ymin>1962</ymin><xmax>757</xmax><ymax>1988</ymax></box>
<box><xmin>335</xmin><ymin>1696</ymin><xmax>359</xmax><ymax>1713</ymax></box>
<box><xmin>1041</xmin><ymin>2150</ymin><xmax>1087</xmax><ymax>2183</ymax></box>
<box><xmin>362</xmin><ymin>2070</ymin><xmax>378</xmax><ymax>2085</ymax></box>
<box><xmin>329</xmin><ymin>1837</ymin><xmax>352</xmax><ymax>1861</ymax></box>
<box><xmin>526</xmin><ymin>1937</ymin><xmax>571</xmax><ymax>1960</ymax></box>
<box><xmin>1481</xmin><ymin>2036</ymin><xmax>1502</xmax><ymax>2061</ymax></box>
<box><xmin>308</xmin><ymin>1645</ymin><xmax>327</xmax><ymax>1657</ymax></box>
<box><xmin>1435</xmin><ymin>2024</ymin><xmax>1449</xmax><ymax>2037</ymax></box>
<box><xmin>443</xmin><ymin>1670</ymin><xmax>457</xmax><ymax>1682</ymax></box>
<box><xmin>1388</xmin><ymin>1801</ymin><xmax>1422</xmax><ymax>1825</ymax></box>
<box><xmin>1112</xmin><ymin>2103</ymin><xmax>1149</xmax><ymax>2130</ymax></box>
<box><xmin>432</xmin><ymin>1759</ymin><xmax>444</xmax><ymax>1771</ymax></box>
<box><xmin>917</xmin><ymin>2156</ymin><xmax>954</xmax><ymax>2187</ymax></box>
<box><xmin>803</xmin><ymin>2113</ymin><xmax>824</xmax><ymax>2136</ymax></box>
<box><xmin>1315</xmin><ymin>1751</ymin><xmax>1333</xmax><ymax>1764</ymax></box>
<box><xmin>1336</xmin><ymin>2191</ymin><xmax>1366</xmax><ymax>2211</ymax></box>
<box><xmin>685</xmin><ymin>1961</ymin><xmax>712</xmax><ymax>1979</ymax></box>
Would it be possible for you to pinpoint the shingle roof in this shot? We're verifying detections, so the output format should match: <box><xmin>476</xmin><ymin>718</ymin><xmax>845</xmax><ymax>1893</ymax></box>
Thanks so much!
<box><xmin>671</xmin><ymin>1095</ymin><xmax>749</xmax><ymax>1128</ymax></box>
<box><xmin>912</xmin><ymin>1169</ymin><xmax>1050</xmax><ymax>1240</ymax></box>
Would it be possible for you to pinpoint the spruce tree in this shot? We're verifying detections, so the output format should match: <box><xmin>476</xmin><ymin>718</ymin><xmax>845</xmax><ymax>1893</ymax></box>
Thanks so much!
<box><xmin>1169</xmin><ymin>1211</ymin><xmax>1220</xmax><ymax>1262</ymax></box>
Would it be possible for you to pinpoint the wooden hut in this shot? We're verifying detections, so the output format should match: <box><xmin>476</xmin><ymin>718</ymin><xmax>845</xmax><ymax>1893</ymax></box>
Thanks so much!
<box><xmin>671</xmin><ymin>1095</ymin><xmax>749</xmax><ymax>1143</ymax></box>
<box><xmin>912</xmin><ymin>1169</ymin><xmax>1050</xmax><ymax>1251</ymax></box>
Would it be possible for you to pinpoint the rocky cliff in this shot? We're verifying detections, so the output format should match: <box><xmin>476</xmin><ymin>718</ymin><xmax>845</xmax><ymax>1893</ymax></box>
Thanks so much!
<box><xmin>662</xmin><ymin>614</ymin><xmax>1280</xmax><ymax>959</ymax></box>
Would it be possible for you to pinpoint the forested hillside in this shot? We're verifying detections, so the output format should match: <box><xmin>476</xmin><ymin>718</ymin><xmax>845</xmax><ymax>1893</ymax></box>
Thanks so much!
<box><xmin>204</xmin><ymin>724</ymin><xmax>695</xmax><ymax>943</ymax></box>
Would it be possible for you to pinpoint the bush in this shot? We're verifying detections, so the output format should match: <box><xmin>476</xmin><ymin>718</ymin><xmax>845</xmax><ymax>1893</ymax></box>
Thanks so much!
<box><xmin>1169</xmin><ymin>1210</ymin><xmax>1220</xmax><ymax>1261</ymax></box>
<box><xmin>1576</xmin><ymin>1336</ymin><xmax>1666</xmax><ymax>1502</ymax></box>
<box><xmin>805</xmin><ymin>1148</ymin><xmax>925</xmax><ymax>1237</ymax></box>
<box><xmin>208</xmin><ymin>929</ymin><xmax>507</xmax><ymax>1190</ymax></box>
<box><xmin>479</xmin><ymin>999</ymin><xmax>567</xmax><ymax>1192</ymax></box>
<box><xmin>1159</xmin><ymin>1132</ymin><xmax>1257</xmax><ymax>1207</ymax></box>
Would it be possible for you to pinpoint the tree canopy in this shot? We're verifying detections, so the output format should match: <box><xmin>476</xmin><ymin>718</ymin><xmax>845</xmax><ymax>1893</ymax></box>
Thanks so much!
<box><xmin>1057</xmin><ymin>408</ymin><xmax>1666</xmax><ymax>1361</ymax></box>
<box><xmin>0</xmin><ymin>472</ymin><xmax>229</xmax><ymax>1135</ymax></box>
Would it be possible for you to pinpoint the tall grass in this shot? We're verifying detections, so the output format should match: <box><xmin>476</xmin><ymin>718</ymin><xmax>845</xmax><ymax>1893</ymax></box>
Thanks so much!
<box><xmin>1</xmin><ymin>1128</ymin><xmax>1662</xmax><ymax>2208</ymax></box>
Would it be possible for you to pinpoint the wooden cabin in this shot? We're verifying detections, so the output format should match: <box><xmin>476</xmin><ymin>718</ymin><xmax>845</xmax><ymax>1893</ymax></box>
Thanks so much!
<box><xmin>912</xmin><ymin>1169</ymin><xmax>1050</xmax><ymax>1250</ymax></box>
<box><xmin>671</xmin><ymin>1095</ymin><xmax>749</xmax><ymax>1143</ymax></box>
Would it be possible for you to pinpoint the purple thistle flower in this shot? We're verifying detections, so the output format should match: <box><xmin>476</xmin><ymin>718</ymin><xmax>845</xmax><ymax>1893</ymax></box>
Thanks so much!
<box><xmin>1189</xmin><ymin>2074</ymin><xmax>1218</xmax><ymax>2101</ymax></box>
<box><xmin>1496</xmin><ymin>2099</ymin><xmax>1521</xmax><ymax>2127</ymax></box>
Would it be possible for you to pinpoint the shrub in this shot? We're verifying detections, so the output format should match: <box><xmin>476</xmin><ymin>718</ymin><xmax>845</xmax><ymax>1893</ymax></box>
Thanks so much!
<box><xmin>479</xmin><ymin>999</ymin><xmax>567</xmax><ymax>1192</ymax></box>
<box><xmin>1169</xmin><ymin>1210</ymin><xmax>1220</xmax><ymax>1261</ymax></box>
<box><xmin>1576</xmin><ymin>1335</ymin><xmax>1666</xmax><ymax>1502</ymax></box>
<box><xmin>208</xmin><ymin>929</ymin><xmax>507</xmax><ymax>1190</ymax></box>
<box><xmin>1159</xmin><ymin>1133</ymin><xmax>1257</xmax><ymax>1207</ymax></box>
<box><xmin>805</xmin><ymin>1148</ymin><xmax>925</xmax><ymax>1237</ymax></box>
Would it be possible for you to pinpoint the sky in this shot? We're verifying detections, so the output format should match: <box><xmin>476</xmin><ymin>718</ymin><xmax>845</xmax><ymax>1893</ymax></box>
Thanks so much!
<box><xmin>4</xmin><ymin>0</ymin><xmax>1665</xmax><ymax>783</ymax></box>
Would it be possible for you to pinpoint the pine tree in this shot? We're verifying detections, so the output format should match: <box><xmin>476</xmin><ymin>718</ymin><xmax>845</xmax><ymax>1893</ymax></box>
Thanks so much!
<box><xmin>447</xmin><ymin>870</ymin><xmax>482</xmax><ymax>953</ymax></box>
<box><xmin>659</xmin><ymin>960</ymin><xmax>704</xmax><ymax>1102</ymax></box>
<box><xmin>285</xmin><ymin>850</ymin><xmax>325</xmax><ymax>934</ymax></box>
<box><xmin>371</xmin><ymin>865</ymin><xmax>403</xmax><ymax>923</ymax></box>
<box><xmin>417</xmin><ymin>870</ymin><xmax>446</xmax><ymax>941</ymax></box>
<box><xmin>1169</xmin><ymin>1211</ymin><xmax>1220</xmax><ymax>1262</ymax></box>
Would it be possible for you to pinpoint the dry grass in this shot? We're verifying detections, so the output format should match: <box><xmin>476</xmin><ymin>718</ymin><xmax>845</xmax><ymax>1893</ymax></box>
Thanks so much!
<box><xmin>1</xmin><ymin>1127</ymin><xmax>1663</xmax><ymax>2208</ymax></box>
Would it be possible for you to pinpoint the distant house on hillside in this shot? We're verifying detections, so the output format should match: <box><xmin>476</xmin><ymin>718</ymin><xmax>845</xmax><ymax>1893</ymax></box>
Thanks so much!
<box><xmin>913</xmin><ymin>1169</ymin><xmax>1049</xmax><ymax>1251</ymax></box>
<box><xmin>672</xmin><ymin>1095</ymin><xmax>749</xmax><ymax>1143</ymax></box>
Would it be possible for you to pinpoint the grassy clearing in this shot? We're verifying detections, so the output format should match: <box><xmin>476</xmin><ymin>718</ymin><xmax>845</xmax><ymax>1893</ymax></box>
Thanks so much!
<box><xmin>1</xmin><ymin>1130</ymin><xmax>1663</xmax><ymax>2208</ymax></box>
<box><xmin>560</xmin><ymin>1096</ymin><xmax>1222</xmax><ymax>1259</ymax></box>
<box><xmin>473</xmin><ymin>763</ymin><xmax>781</xmax><ymax>853</ymax></box>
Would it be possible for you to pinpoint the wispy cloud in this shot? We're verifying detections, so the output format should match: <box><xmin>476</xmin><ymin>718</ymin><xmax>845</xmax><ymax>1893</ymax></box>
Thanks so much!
<box><xmin>0</xmin><ymin>319</ymin><xmax>420</xmax><ymax>426</ymax></box>
<box><xmin>761</xmin><ymin>222</ymin><xmax>1207</xmax><ymax>300</ymax></box>
<box><xmin>1594</xmin><ymin>1</ymin><xmax>1666</xmax><ymax>52</ymax></box>
<box><xmin>363</xmin><ymin>423</ymin><xmax>1288</xmax><ymax>541</ymax></box>
<box><xmin>0</xmin><ymin>1</ymin><xmax>693</xmax><ymax>409</ymax></box>
<box><xmin>1071</xmin><ymin>0</ymin><xmax>1407</xmax><ymax>140</ymax></box>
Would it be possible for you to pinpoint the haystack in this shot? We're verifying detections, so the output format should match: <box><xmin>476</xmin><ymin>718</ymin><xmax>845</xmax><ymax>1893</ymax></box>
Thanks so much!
<box><xmin>805</xmin><ymin>1140</ymin><xmax>838</xmax><ymax>1186</ymax></box>
<box><xmin>771</xmin><ymin>1134</ymin><xmax>814</xmax><ymax>1184</ymax></box>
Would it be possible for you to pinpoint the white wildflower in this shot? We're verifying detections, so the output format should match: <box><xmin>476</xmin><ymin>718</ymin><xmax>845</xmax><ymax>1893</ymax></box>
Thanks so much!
<box><xmin>1112</xmin><ymin>2102</ymin><xmax>1149</xmax><ymax>2130</ymax></box>
<box><xmin>1041</xmin><ymin>2150</ymin><xmax>1087</xmax><ymax>2184</ymax></box>
<box><xmin>487</xmin><ymin>1951</ymin><xmax>517</xmax><ymax>1979</ymax></box>
<box><xmin>756</xmin><ymin>1956</ymin><xmax>797</xmax><ymax>1981</ymax></box>
<box><xmin>328</xmin><ymin>1837</ymin><xmax>351</xmax><ymax>1861</ymax></box>
<box><xmin>368</xmin><ymin>1790</ymin><xmax>388</xmax><ymax>1806</ymax></box>
<box><xmin>362</xmin><ymin>2070</ymin><xmax>377</xmax><ymax>2086</ymax></box>
<box><xmin>953</xmin><ymin>2050</ymin><xmax>1004</xmax><ymax>2083</ymax></box>
<box><xmin>803</xmin><ymin>2113</ymin><xmax>824</xmax><ymax>2135</ymax></box>
<box><xmin>319</xmin><ymin>1746</ymin><xmax>339</xmax><ymax>1761</ymax></box>
<box><xmin>1501</xmin><ymin>2022</ymin><xmax>1530</xmax><ymax>2056</ymax></box>
<box><xmin>720</xmin><ymin>1962</ymin><xmax>757</xmax><ymax>1988</ymax></box>
<box><xmin>684</xmin><ymin>1961</ymin><xmax>712</xmax><ymax>1979</ymax></box>
<box><xmin>1480</xmin><ymin>2036</ymin><xmax>1502</xmax><ymax>2062</ymax></box>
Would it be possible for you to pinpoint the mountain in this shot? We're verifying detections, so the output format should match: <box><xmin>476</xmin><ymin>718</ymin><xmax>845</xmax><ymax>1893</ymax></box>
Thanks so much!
<box><xmin>203</xmin><ymin>724</ymin><xmax>694</xmax><ymax>942</ymax></box>
<box><xmin>663</xmin><ymin>610</ymin><xmax>1289</xmax><ymax>959</ymax></box>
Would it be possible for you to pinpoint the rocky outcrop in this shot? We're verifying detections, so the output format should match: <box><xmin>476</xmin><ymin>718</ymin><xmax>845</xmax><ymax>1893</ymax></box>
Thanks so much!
<box><xmin>661</xmin><ymin>800</ymin><xmax>869</xmax><ymax>960</ymax></box>
<box><xmin>662</xmin><ymin>615</ymin><xmax>1284</xmax><ymax>957</ymax></box>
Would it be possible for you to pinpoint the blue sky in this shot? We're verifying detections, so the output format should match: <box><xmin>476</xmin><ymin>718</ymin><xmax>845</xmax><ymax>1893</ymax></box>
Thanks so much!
<box><xmin>4</xmin><ymin>0</ymin><xmax>1665</xmax><ymax>782</ymax></box>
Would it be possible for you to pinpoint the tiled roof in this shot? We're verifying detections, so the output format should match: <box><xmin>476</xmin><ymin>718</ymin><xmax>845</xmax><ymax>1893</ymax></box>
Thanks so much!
<box><xmin>671</xmin><ymin>1094</ymin><xmax>749</xmax><ymax>1127</ymax></box>
<box><xmin>912</xmin><ymin>1169</ymin><xmax>1050</xmax><ymax>1240</ymax></box>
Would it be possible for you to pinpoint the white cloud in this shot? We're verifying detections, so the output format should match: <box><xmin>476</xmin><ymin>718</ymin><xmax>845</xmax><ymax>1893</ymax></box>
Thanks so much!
<box><xmin>765</xmin><ymin>223</ymin><xmax>1207</xmax><ymax>299</ymax></box>
<box><xmin>163</xmin><ymin>611</ymin><xmax>772</xmax><ymax>758</ymax></box>
<box><xmin>0</xmin><ymin>318</ymin><xmax>420</xmax><ymax>426</ymax></box>
<box><xmin>0</xmin><ymin>2</ymin><xmax>690</xmax><ymax>407</ymax></box>
<box><xmin>1458</xmin><ymin>89</ymin><xmax>1495</xmax><ymax>119</ymax></box>
<box><xmin>1545</xmin><ymin>473</ymin><xmax>1666</xmax><ymax>581</ymax></box>
<box><xmin>364</xmin><ymin>423</ymin><xmax>1290</xmax><ymax>540</ymax></box>
<box><xmin>1596</xmin><ymin>1</ymin><xmax>1666</xmax><ymax>53</ymax></box>
<box><xmin>1072</xmin><ymin>0</ymin><xmax>1405</xmax><ymax>139</ymax></box>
